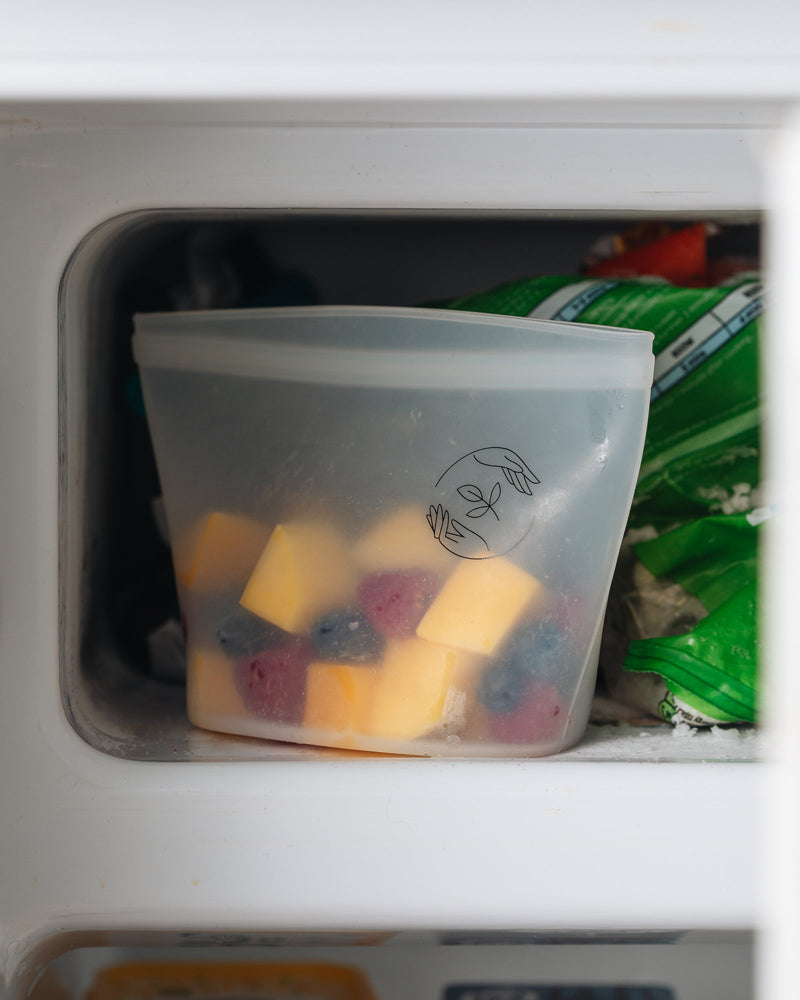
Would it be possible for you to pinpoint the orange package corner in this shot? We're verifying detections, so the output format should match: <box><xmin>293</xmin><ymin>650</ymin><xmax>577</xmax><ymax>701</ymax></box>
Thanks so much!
<box><xmin>85</xmin><ymin>960</ymin><xmax>380</xmax><ymax>999</ymax></box>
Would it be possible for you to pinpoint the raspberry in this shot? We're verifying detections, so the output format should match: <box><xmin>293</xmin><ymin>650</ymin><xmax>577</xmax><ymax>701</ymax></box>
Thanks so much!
<box><xmin>488</xmin><ymin>681</ymin><xmax>567</xmax><ymax>744</ymax></box>
<box><xmin>233</xmin><ymin>638</ymin><xmax>311</xmax><ymax>723</ymax></box>
<box><xmin>358</xmin><ymin>570</ymin><xmax>441</xmax><ymax>639</ymax></box>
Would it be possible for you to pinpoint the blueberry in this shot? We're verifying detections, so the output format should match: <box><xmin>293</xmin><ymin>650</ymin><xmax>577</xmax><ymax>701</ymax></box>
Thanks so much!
<box><xmin>216</xmin><ymin>609</ymin><xmax>285</xmax><ymax>657</ymax></box>
<box><xmin>504</xmin><ymin>621</ymin><xmax>566</xmax><ymax>685</ymax></box>
<box><xmin>478</xmin><ymin>621</ymin><xmax>567</xmax><ymax>715</ymax></box>
<box><xmin>310</xmin><ymin>607</ymin><xmax>384</xmax><ymax>662</ymax></box>
<box><xmin>478</xmin><ymin>660</ymin><xmax>531</xmax><ymax>714</ymax></box>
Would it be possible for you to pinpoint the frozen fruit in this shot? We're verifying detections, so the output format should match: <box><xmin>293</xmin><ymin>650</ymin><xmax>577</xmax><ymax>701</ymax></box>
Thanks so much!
<box><xmin>216</xmin><ymin>609</ymin><xmax>286</xmax><ymax>658</ymax></box>
<box><xmin>309</xmin><ymin>607</ymin><xmax>384</xmax><ymax>662</ymax></box>
<box><xmin>477</xmin><ymin>659</ymin><xmax>531</xmax><ymax>715</ymax></box>
<box><xmin>352</xmin><ymin>505</ymin><xmax>454</xmax><ymax>574</ymax></box>
<box><xmin>365</xmin><ymin>637</ymin><xmax>465</xmax><ymax>740</ymax></box>
<box><xmin>504</xmin><ymin>620</ymin><xmax>566</xmax><ymax>684</ymax></box>
<box><xmin>478</xmin><ymin>621</ymin><xmax>566</xmax><ymax>714</ymax></box>
<box><xmin>304</xmin><ymin>661</ymin><xmax>379</xmax><ymax>734</ymax></box>
<box><xmin>240</xmin><ymin>520</ymin><xmax>358</xmax><ymax>634</ymax></box>
<box><xmin>488</xmin><ymin>680</ymin><xmax>567</xmax><ymax>744</ymax></box>
<box><xmin>187</xmin><ymin>649</ymin><xmax>247</xmax><ymax>728</ymax></box>
<box><xmin>358</xmin><ymin>570</ymin><xmax>440</xmax><ymax>639</ymax></box>
<box><xmin>233</xmin><ymin>638</ymin><xmax>312</xmax><ymax>723</ymax></box>
<box><xmin>416</xmin><ymin>556</ymin><xmax>544</xmax><ymax>655</ymax></box>
<box><xmin>174</xmin><ymin>511</ymin><xmax>269</xmax><ymax>591</ymax></box>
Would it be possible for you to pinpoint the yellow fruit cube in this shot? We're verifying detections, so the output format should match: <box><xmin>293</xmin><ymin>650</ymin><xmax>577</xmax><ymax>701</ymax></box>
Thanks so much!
<box><xmin>352</xmin><ymin>505</ymin><xmax>454</xmax><ymax>574</ymax></box>
<box><xmin>304</xmin><ymin>662</ymin><xmax>378</xmax><ymax>733</ymax></box>
<box><xmin>240</xmin><ymin>520</ymin><xmax>358</xmax><ymax>634</ymax></box>
<box><xmin>186</xmin><ymin>648</ymin><xmax>246</xmax><ymax>728</ymax></box>
<box><xmin>173</xmin><ymin>511</ymin><xmax>269</xmax><ymax>592</ymax></box>
<box><xmin>366</xmin><ymin>637</ymin><xmax>474</xmax><ymax>740</ymax></box>
<box><xmin>416</xmin><ymin>556</ymin><xmax>544</xmax><ymax>655</ymax></box>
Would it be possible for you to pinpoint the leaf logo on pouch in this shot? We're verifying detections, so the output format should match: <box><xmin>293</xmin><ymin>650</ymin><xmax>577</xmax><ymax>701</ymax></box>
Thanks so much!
<box><xmin>428</xmin><ymin>447</ymin><xmax>540</xmax><ymax>559</ymax></box>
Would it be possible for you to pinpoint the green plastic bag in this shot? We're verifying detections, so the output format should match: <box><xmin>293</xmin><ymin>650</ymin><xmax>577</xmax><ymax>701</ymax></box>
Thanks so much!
<box><xmin>619</xmin><ymin>512</ymin><xmax>763</xmax><ymax>725</ymax></box>
<box><xmin>445</xmin><ymin>274</ymin><xmax>763</xmax><ymax>530</ymax></box>
<box><xmin>626</xmin><ymin>583</ymin><xmax>757</xmax><ymax>724</ymax></box>
<box><xmin>442</xmin><ymin>275</ymin><xmax>764</xmax><ymax>726</ymax></box>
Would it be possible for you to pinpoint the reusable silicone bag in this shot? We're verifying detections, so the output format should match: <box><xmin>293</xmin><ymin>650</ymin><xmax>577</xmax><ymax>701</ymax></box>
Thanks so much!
<box><xmin>132</xmin><ymin>306</ymin><xmax>653</xmax><ymax>756</ymax></box>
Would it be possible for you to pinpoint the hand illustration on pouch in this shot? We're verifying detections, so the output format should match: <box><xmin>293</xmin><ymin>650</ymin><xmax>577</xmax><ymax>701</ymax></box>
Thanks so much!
<box><xmin>472</xmin><ymin>446</ymin><xmax>540</xmax><ymax>497</ymax></box>
<box><xmin>429</xmin><ymin>447</ymin><xmax>540</xmax><ymax>559</ymax></box>
<box><xmin>427</xmin><ymin>501</ymin><xmax>490</xmax><ymax>555</ymax></box>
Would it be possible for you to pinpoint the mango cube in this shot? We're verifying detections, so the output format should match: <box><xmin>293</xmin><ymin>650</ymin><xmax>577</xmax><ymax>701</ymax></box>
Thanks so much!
<box><xmin>416</xmin><ymin>556</ymin><xmax>544</xmax><ymax>655</ymax></box>
<box><xmin>187</xmin><ymin>648</ymin><xmax>246</xmax><ymax>728</ymax></box>
<box><xmin>366</xmin><ymin>637</ymin><xmax>473</xmax><ymax>740</ymax></box>
<box><xmin>174</xmin><ymin>511</ymin><xmax>269</xmax><ymax>592</ymax></box>
<box><xmin>240</xmin><ymin>520</ymin><xmax>358</xmax><ymax>634</ymax></box>
<box><xmin>352</xmin><ymin>505</ymin><xmax>453</xmax><ymax>574</ymax></box>
<box><xmin>304</xmin><ymin>661</ymin><xmax>378</xmax><ymax>734</ymax></box>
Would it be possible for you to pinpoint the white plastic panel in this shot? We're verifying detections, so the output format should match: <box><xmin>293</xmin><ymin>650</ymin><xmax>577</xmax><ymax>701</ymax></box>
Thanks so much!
<box><xmin>755</xmin><ymin>109</ymin><xmax>800</xmax><ymax>1000</ymax></box>
<box><xmin>2</xmin><ymin>114</ymin><xmax>771</xmax><ymax>214</ymax></box>
<box><xmin>2</xmin><ymin>2</ymin><xmax>800</xmax><ymax>100</ymax></box>
<box><xmin>0</xmin><ymin>747</ymin><xmax>758</xmax><ymax>986</ymax></box>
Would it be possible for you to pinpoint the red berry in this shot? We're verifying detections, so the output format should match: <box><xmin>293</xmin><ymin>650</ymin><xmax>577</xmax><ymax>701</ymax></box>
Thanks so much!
<box><xmin>234</xmin><ymin>638</ymin><xmax>311</xmax><ymax>723</ymax></box>
<box><xmin>488</xmin><ymin>680</ymin><xmax>567</xmax><ymax>745</ymax></box>
<box><xmin>358</xmin><ymin>570</ymin><xmax>441</xmax><ymax>639</ymax></box>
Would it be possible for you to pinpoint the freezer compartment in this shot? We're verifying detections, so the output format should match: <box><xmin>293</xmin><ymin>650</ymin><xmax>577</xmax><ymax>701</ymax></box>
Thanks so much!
<box><xmin>28</xmin><ymin>934</ymin><xmax>754</xmax><ymax>1000</ymax></box>
<box><xmin>60</xmin><ymin>210</ymin><xmax>763</xmax><ymax>762</ymax></box>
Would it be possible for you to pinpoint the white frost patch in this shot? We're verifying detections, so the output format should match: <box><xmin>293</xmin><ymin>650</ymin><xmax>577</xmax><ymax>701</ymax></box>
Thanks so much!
<box><xmin>424</xmin><ymin>687</ymin><xmax>468</xmax><ymax>742</ymax></box>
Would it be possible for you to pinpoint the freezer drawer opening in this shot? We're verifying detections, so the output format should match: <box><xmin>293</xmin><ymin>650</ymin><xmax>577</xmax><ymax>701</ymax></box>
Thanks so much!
<box><xmin>59</xmin><ymin>209</ymin><xmax>764</xmax><ymax>763</ymax></box>
<box><xmin>31</xmin><ymin>933</ymin><xmax>756</xmax><ymax>1000</ymax></box>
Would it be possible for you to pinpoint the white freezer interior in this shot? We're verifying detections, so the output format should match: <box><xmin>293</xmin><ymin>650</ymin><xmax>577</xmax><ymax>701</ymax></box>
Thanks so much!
<box><xmin>63</xmin><ymin>209</ymin><xmax>762</xmax><ymax>763</ymax></box>
<box><xmin>1</xmin><ymin>66</ymin><xmax>795</xmax><ymax>1000</ymax></box>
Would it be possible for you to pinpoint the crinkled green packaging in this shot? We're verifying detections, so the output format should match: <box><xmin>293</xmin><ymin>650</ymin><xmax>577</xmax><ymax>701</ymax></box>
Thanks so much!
<box><xmin>442</xmin><ymin>275</ymin><xmax>764</xmax><ymax>726</ymax></box>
